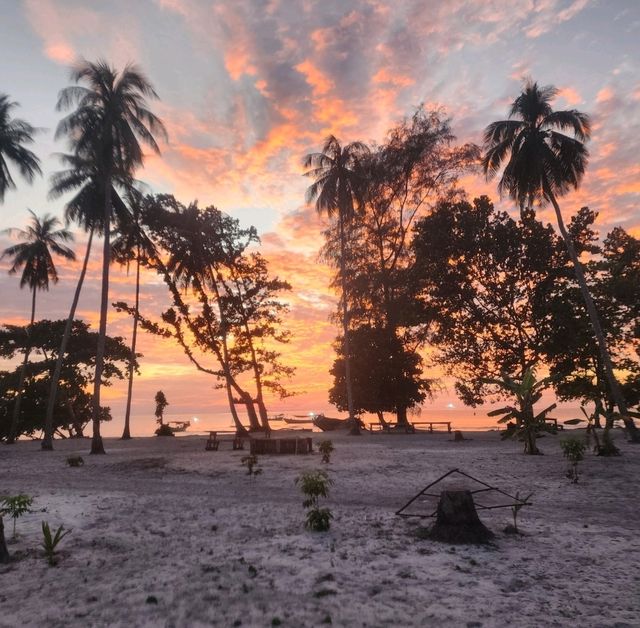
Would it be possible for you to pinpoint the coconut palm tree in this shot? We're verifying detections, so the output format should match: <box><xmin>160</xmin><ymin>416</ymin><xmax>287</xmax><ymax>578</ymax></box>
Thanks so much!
<box><xmin>55</xmin><ymin>59</ymin><xmax>166</xmax><ymax>454</ymax></box>
<box><xmin>1</xmin><ymin>211</ymin><xmax>75</xmax><ymax>443</ymax></box>
<box><xmin>483</xmin><ymin>80</ymin><xmax>639</xmax><ymax>442</ymax></box>
<box><xmin>111</xmin><ymin>189</ymin><xmax>154</xmax><ymax>439</ymax></box>
<box><xmin>303</xmin><ymin>135</ymin><xmax>370</xmax><ymax>435</ymax></box>
<box><xmin>0</xmin><ymin>94</ymin><xmax>41</xmax><ymax>202</ymax></box>
<box><xmin>41</xmin><ymin>151</ymin><xmax>132</xmax><ymax>450</ymax></box>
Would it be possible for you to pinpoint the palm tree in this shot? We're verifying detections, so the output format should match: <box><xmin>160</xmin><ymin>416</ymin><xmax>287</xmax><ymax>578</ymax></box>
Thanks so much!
<box><xmin>483</xmin><ymin>80</ymin><xmax>639</xmax><ymax>442</ymax></box>
<box><xmin>41</xmin><ymin>151</ymin><xmax>132</xmax><ymax>450</ymax></box>
<box><xmin>55</xmin><ymin>59</ymin><xmax>166</xmax><ymax>454</ymax></box>
<box><xmin>304</xmin><ymin>135</ymin><xmax>369</xmax><ymax>435</ymax></box>
<box><xmin>1</xmin><ymin>211</ymin><xmax>75</xmax><ymax>443</ymax></box>
<box><xmin>0</xmin><ymin>94</ymin><xmax>41</xmax><ymax>202</ymax></box>
<box><xmin>111</xmin><ymin>189</ymin><xmax>154</xmax><ymax>439</ymax></box>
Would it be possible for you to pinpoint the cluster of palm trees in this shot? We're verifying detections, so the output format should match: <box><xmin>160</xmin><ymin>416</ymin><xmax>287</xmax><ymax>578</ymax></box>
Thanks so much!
<box><xmin>1</xmin><ymin>59</ymin><xmax>166</xmax><ymax>452</ymax></box>
<box><xmin>305</xmin><ymin>80</ymin><xmax>639</xmax><ymax>442</ymax></box>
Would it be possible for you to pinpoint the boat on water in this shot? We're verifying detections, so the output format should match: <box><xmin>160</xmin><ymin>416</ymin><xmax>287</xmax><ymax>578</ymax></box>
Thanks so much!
<box><xmin>167</xmin><ymin>420</ymin><xmax>190</xmax><ymax>433</ymax></box>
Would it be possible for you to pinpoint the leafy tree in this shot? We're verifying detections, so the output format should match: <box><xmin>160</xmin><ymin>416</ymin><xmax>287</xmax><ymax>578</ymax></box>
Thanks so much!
<box><xmin>412</xmin><ymin>196</ymin><xmax>568</xmax><ymax>405</ymax></box>
<box><xmin>56</xmin><ymin>59</ymin><xmax>166</xmax><ymax>454</ymax></box>
<box><xmin>1</xmin><ymin>212</ymin><xmax>75</xmax><ymax>443</ymax></box>
<box><xmin>329</xmin><ymin>325</ymin><xmax>431</xmax><ymax>424</ymax></box>
<box><xmin>482</xmin><ymin>80</ymin><xmax>639</xmax><ymax>442</ymax></box>
<box><xmin>0</xmin><ymin>94</ymin><xmax>41</xmax><ymax>201</ymax></box>
<box><xmin>304</xmin><ymin>136</ymin><xmax>370</xmax><ymax>434</ymax></box>
<box><xmin>0</xmin><ymin>319</ymin><xmax>131</xmax><ymax>441</ymax></box>
<box><xmin>544</xmin><ymin>221</ymin><xmax>640</xmax><ymax>429</ymax></box>
<box><xmin>115</xmin><ymin>195</ymin><xmax>294</xmax><ymax>435</ymax></box>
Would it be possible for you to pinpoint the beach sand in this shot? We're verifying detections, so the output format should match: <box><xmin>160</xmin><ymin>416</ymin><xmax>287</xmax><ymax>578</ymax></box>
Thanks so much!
<box><xmin>0</xmin><ymin>429</ymin><xmax>638</xmax><ymax>627</ymax></box>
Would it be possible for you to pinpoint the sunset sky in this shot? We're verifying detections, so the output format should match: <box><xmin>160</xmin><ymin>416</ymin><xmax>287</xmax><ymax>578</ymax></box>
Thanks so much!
<box><xmin>1</xmin><ymin>0</ymin><xmax>639</xmax><ymax>435</ymax></box>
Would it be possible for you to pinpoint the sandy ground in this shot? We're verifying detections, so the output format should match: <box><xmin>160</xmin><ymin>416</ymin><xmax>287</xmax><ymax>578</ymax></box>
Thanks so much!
<box><xmin>0</xmin><ymin>429</ymin><xmax>639</xmax><ymax>628</ymax></box>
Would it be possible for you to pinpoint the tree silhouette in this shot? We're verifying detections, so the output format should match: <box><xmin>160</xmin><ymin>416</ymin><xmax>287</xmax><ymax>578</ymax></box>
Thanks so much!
<box><xmin>1</xmin><ymin>212</ymin><xmax>75</xmax><ymax>443</ymax></box>
<box><xmin>304</xmin><ymin>136</ymin><xmax>369</xmax><ymax>434</ymax></box>
<box><xmin>111</xmin><ymin>189</ymin><xmax>155</xmax><ymax>440</ymax></box>
<box><xmin>483</xmin><ymin>79</ymin><xmax>639</xmax><ymax>442</ymax></box>
<box><xmin>55</xmin><ymin>59</ymin><xmax>166</xmax><ymax>454</ymax></box>
<box><xmin>0</xmin><ymin>94</ymin><xmax>41</xmax><ymax>202</ymax></box>
<box><xmin>42</xmin><ymin>149</ymin><xmax>132</xmax><ymax>450</ymax></box>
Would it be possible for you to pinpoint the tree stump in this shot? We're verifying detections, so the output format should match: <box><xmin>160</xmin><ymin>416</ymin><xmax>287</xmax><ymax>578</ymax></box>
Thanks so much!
<box><xmin>0</xmin><ymin>516</ymin><xmax>10</xmax><ymax>563</ymax></box>
<box><xmin>429</xmin><ymin>490</ymin><xmax>494</xmax><ymax>544</ymax></box>
<box><xmin>453</xmin><ymin>430</ymin><xmax>465</xmax><ymax>442</ymax></box>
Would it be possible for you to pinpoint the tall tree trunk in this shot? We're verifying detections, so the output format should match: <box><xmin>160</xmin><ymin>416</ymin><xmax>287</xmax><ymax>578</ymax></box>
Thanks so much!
<box><xmin>548</xmin><ymin>190</ymin><xmax>639</xmax><ymax>443</ymax></box>
<box><xmin>339</xmin><ymin>213</ymin><xmax>359</xmax><ymax>435</ymax></box>
<box><xmin>121</xmin><ymin>243</ymin><xmax>141</xmax><ymax>440</ymax></box>
<box><xmin>240</xmin><ymin>392</ymin><xmax>261</xmax><ymax>431</ymax></box>
<box><xmin>42</xmin><ymin>228</ymin><xmax>95</xmax><ymax>450</ymax></box>
<box><xmin>90</xmin><ymin>171</ymin><xmax>112</xmax><ymax>455</ymax></box>
<box><xmin>7</xmin><ymin>286</ymin><xmax>37</xmax><ymax>444</ymax></box>
<box><xmin>396</xmin><ymin>405</ymin><xmax>408</xmax><ymax>426</ymax></box>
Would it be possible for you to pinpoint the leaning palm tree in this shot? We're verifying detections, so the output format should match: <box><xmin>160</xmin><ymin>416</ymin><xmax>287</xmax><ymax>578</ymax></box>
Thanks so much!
<box><xmin>303</xmin><ymin>136</ymin><xmax>369</xmax><ymax>435</ymax></box>
<box><xmin>111</xmin><ymin>189</ymin><xmax>155</xmax><ymax>440</ymax></box>
<box><xmin>483</xmin><ymin>79</ymin><xmax>639</xmax><ymax>442</ymax></box>
<box><xmin>1</xmin><ymin>211</ymin><xmax>75</xmax><ymax>443</ymax></box>
<box><xmin>55</xmin><ymin>59</ymin><xmax>166</xmax><ymax>454</ymax></box>
<box><xmin>0</xmin><ymin>94</ymin><xmax>41</xmax><ymax>202</ymax></box>
<box><xmin>41</xmin><ymin>150</ymin><xmax>132</xmax><ymax>450</ymax></box>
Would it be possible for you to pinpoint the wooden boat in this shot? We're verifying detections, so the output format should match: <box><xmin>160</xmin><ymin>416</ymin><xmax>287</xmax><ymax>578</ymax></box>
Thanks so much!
<box><xmin>283</xmin><ymin>417</ymin><xmax>314</xmax><ymax>424</ymax></box>
<box><xmin>312</xmin><ymin>414</ymin><xmax>351</xmax><ymax>431</ymax></box>
<box><xmin>168</xmin><ymin>420</ymin><xmax>190</xmax><ymax>433</ymax></box>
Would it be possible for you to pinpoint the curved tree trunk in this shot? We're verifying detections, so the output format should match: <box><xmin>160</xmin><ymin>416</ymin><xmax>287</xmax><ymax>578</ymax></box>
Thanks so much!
<box><xmin>42</xmin><ymin>227</ymin><xmax>95</xmax><ymax>450</ymax></box>
<box><xmin>121</xmin><ymin>243</ymin><xmax>141</xmax><ymax>440</ymax></box>
<box><xmin>7</xmin><ymin>286</ymin><xmax>37</xmax><ymax>444</ymax></box>
<box><xmin>227</xmin><ymin>383</ymin><xmax>249</xmax><ymax>437</ymax></box>
<box><xmin>90</xmin><ymin>171</ymin><xmax>112</xmax><ymax>455</ymax></box>
<box><xmin>548</xmin><ymin>190</ymin><xmax>639</xmax><ymax>443</ymax></box>
<box><xmin>339</xmin><ymin>213</ymin><xmax>359</xmax><ymax>435</ymax></box>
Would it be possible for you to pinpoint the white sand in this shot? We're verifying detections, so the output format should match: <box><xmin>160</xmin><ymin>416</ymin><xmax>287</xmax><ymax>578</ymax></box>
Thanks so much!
<box><xmin>0</xmin><ymin>429</ymin><xmax>638</xmax><ymax>628</ymax></box>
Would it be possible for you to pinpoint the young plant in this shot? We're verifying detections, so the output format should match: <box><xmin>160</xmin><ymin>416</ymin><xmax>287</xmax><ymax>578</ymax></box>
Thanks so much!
<box><xmin>506</xmin><ymin>491</ymin><xmax>533</xmax><ymax>534</ymax></box>
<box><xmin>241</xmin><ymin>455</ymin><xmax>262</xmax><ymax>477</ymax></box>
<box><xmin>0</xmin><ymin>494</ymin><xmax>33</xmax><ymax>537</ymax></box>
<box><xmin>41</xmin><ymin>521</ymin><xmax>71</xmax><ymax>566</ymax></box>
<box><xmin>296</xmin><ymin>470</ymin><xmax>333</xmax><ymax>531</ymax></box>
<box><xmin>561</xmin><ymin>437</ymin><xmax>586</xmax><ymax>483</ymax></box>
<box><xmin>487</xmin><ymin>367</ymin><xmax>557</xmax><ymax>455</ymax></box>
<box><xmin>318</xmin><ymin>440</ymin><xmax>334</xmax><ymax>464</ymax></box>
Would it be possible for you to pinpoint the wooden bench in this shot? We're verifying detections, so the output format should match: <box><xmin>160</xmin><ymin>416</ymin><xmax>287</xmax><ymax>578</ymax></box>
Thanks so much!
<box><xmin>368</xmin><ymin>422</ymin><xmax>390</xmax><ymax>433</ymax></box>
<box><xmin>205</xmin><ymin>431</ymin><xmax>246</xmax><ymax>451</ymax></box>
<box><xmin>368</xmin><ymin>422</ymin><xmax>415</xmax><ymax>434</ymax></box>
<box><xmin>410</xmin><ymin>421</ymin><xmax>452</xmax><ymax>433</ymax></box>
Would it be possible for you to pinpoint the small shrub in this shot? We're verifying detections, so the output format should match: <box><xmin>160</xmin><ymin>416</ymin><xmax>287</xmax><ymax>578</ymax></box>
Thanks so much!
<box><xmin>318</xmin><ymin>440</ymin><xmax>334</xmax><ymax>464</ymax></box>
<box><xmin>155</xmin><ymin>424</ymin><xmax>174</xmax><ymax>437</ymax></box>
<box><xmin>0</xmin><ymin>494</ymin><xmax>33</xmax><ymax>538</ymax></box>
<box><xmin>296</xmin><ymin>470</ymin><xmax>333</xmax><ymax>531</ymax></box>
<box><xmin>66</xmin><ymin>456</ymin><xmax>84</xmax><ymax>467</ymax></box>
<box><xmin>241</xmin><ymin>455</ymin><xmax>262</xmax><ymax>477</ymax></box>
<box><xmin>41</xmin><ymin>521</ymin><xmax>71</xmax><ymax>566</ymax></box>
<box><xmin>561</xmin><ymin>437</ymin><xmax>586</xmax><ymax>483</ymax></box>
